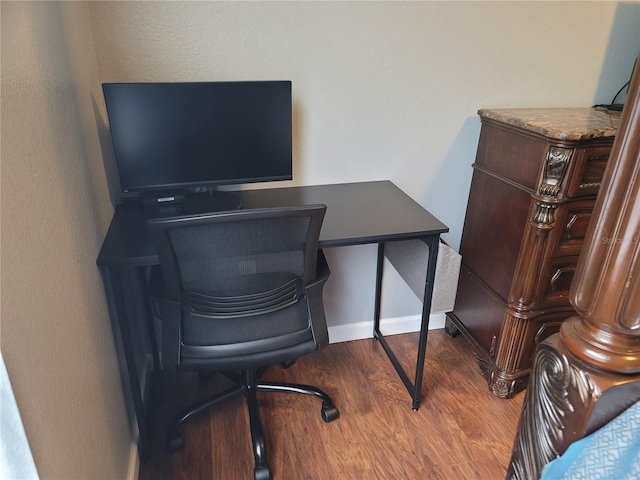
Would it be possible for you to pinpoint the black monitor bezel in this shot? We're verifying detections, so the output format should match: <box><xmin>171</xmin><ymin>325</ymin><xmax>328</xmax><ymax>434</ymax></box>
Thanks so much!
<box><xmin>102</xmin><ymin>80</ymin><xmax>293</xmax><ymax>196</ymax></box>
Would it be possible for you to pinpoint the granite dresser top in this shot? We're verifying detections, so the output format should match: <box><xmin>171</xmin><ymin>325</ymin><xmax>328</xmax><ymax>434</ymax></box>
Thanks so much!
<box><xmin>478</xmin><ymin>107</ymin><xmax>621</xmax><ymax>142</ymax></box>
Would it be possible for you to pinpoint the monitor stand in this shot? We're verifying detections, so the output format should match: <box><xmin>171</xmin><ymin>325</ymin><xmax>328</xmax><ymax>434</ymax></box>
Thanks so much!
<box><xmin>183</xmin><ymin>190</ymin><xmax>242</xmax><ymax>214</ymax></box>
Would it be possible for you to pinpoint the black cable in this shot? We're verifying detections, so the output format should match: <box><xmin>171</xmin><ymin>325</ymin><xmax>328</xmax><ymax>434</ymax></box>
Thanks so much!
<box><xmin>610</xmin><ymin>80</ymin><xmax>631</xmax><ymax>105</ymax></box>
<box><xmin>593</xmin><ymin>59</ymin><xmax>637</xmax><ymax>111</ymax></box>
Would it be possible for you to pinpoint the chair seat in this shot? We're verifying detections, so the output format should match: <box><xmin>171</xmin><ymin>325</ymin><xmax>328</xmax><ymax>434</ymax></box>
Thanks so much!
<box><xmin>180</xmin><ymin>337</ymin><xmax>318</xmax><ymax>372</ymax></box>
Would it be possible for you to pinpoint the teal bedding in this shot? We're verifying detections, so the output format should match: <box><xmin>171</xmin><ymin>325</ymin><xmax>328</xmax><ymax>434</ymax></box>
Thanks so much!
<box><xmin>541</xmin><ymin>401</ymin><xmax>640</xmax><ymax>480</ymax></box>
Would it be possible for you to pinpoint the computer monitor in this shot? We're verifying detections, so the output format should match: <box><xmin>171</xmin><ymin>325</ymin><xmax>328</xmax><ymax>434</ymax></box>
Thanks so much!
<box><xmin>102</xmin><ymin>81</ymin><xmax>292</xmax><ymax>212</ymax></box>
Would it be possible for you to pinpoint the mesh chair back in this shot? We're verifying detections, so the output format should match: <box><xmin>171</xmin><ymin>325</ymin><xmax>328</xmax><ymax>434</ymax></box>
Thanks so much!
<box><xmin>147</xmin><ymin>205</ymin><xmax>326</xmax><ymax>367</ymax></box>
<box><xmin>169</xmin><ymin>215</ymin><xmax>310</xmax><ymax>296</ymax></box>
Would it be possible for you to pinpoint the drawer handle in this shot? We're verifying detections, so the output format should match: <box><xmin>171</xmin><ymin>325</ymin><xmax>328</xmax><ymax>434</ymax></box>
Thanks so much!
<box><xmin>550</xmin><ymin>266</ymin><xmax>576</xmax><ymax>291</ymax></box>
<box><xmin>579</xmin><ymin>181</ymin><xmax>602</xmax><ymax>189</ymax></box>
<box><xmin>550</xmin><ymin>269</ymin><xmax>563</xmax><ymax>291</ymax></box>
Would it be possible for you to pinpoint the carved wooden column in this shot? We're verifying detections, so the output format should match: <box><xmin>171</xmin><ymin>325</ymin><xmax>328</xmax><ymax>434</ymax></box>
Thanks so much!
<box><xmin>491</xmin><ymin>147</ymin><xmax>574</xmax><ymax>398</ymax></box>
<box><xmin>508</xmin><ymin>55</ymin><xmax>640</xmax><ymax>479</ymax></box>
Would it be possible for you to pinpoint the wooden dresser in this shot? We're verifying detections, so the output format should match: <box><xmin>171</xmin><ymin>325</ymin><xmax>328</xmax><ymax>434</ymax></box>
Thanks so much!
<box><xmin>446</xmin><ymin>108</ymin><xmax>621</xmax><ymax>398</ymax></box>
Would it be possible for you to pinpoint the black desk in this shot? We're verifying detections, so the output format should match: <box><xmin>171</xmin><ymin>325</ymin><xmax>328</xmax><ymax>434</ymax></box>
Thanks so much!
<box><xmin>97</xmin><ymin>181</ymin><xmax>448</xmax><ymax>459</ymax></box>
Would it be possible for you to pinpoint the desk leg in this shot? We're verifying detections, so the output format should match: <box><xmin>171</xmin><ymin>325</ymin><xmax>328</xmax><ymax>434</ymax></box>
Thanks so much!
<box><xmin>373</xmin><ymin>243</ymin><xmax>385</xmax><ymax>334</ymax></box>
<box><xmin>414</xmin><ymin>234</ymin><xmax>439</xmax><ymax>408</ymax></box>
<box><xmin>136</xmin><ymin>267</ymin><xmax>162</xmax><ymax>457</ymax></box>
<box><xmin>373</xmin><ymin>235</ymin><xmax>440</xmax><ymax>410</ymax></box>
<box><xmin>138</xmin><ymin>267</ymin><xmax>161</xmax><ymax>371</ymax></box>
<box><xmin>101</xmin><ymin>266</ymin><xmax>154</xmax><ymax>462</ymax></box>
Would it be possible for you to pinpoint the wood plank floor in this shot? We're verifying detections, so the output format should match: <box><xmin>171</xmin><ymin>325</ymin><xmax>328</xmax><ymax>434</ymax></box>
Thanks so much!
<box><xmin>139</xmin><ymin>330</ymin><xmax>525</xmax><ymax>479</ymax></box>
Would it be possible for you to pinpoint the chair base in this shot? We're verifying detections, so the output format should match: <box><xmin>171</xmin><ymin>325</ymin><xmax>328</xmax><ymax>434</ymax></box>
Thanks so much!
<box><xmin>167</xmin><ymin>367</ymin><xmax>339</xmax><ymax>480</ymax></box>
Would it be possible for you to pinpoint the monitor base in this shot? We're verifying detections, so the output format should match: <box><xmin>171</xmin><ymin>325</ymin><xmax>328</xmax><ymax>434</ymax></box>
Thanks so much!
<box><xmin>183</xmin><ymin>190</ymin><xmax>242</xmax><ymax>214</ymax></box>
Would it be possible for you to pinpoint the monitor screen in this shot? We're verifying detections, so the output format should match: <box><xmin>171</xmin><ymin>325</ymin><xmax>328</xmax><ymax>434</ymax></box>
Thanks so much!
<box><xmin>102</xmin><ymin>81</ymin><xmax>292</xmax><ymax>195</ymax></box>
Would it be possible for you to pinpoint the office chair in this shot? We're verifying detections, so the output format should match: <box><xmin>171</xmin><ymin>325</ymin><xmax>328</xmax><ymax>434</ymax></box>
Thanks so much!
<box><xmin>146</xmin><ymin>205</ymin><xmax>338</xmax><ymax>480</ymax></box>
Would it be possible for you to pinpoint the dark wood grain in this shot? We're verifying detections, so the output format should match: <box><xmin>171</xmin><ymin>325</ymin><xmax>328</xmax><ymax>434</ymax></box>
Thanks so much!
<box><xmin>475</xmin><ymin>121</ymin><xmax>546</xmax><ymax>190</ymax></box>
<box><xmin>460</xmin><ymin>168</ymin><xmax>532</xmax><ymax>301</ymax></box>
<box><xmin>139</xmin><ymin>330</ymin><xmax>524</xmax><ymax>480</ymax></box>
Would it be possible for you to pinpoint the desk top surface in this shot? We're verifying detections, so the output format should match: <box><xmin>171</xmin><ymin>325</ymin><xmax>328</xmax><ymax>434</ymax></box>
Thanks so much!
<box><xmin>97</xmin><ymin>181</ymin><xmax>448</xmax><ymax>267</ymax></box>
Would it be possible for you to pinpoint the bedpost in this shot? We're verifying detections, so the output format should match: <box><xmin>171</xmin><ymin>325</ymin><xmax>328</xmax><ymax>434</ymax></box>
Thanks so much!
<box><xmin>507</xmin><ymin>55</ymin><xmax>640</xmax><ymax>480</ymax></box>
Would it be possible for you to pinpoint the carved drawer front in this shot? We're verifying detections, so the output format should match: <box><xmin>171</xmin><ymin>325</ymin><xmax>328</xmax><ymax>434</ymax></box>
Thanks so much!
<box><xmin>565</xmin><ymin>146</ymin><xmax>611</xmax><ymax>198</ymax></box>
<box><xmin>542</xmin><ymin>257</ymin><xmax>577</xmax><ymax>307</ymax></box>
<box><xmin>554</xmin><ymin>200</ymin><xmax>596</xmax><ymax>258</ymax></box>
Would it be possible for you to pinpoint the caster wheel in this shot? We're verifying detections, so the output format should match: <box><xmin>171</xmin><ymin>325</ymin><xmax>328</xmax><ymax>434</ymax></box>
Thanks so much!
<box><xmin>321</xmin><ymin>403</ymin><xmax>339</xmax><ymax>422</ymax></box>
<box><xmin>279</xmin><ymin>360</ymin><xmax>296</xmax><ymax>369</ymax></box>
<box><xmin>167</xmin><ymin>430</ymin><xmax>185</xmax><ymax>453</ymax></box>
<box><xmin>254</xmin><ymin>465</ymin><xmax>271</xmax><ymax>480</ymax></box>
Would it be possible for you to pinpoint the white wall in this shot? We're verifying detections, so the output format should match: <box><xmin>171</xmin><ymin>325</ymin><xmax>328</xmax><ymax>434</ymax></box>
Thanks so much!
<box><xmin>1</xmin><ymin>2</ymin><xmax>130</xmax><ymax>478</ymax></box>
<box><xmin>88</xmin><ymin>1</ymin><xmax>640</xmax><ymax>331</ymax></box>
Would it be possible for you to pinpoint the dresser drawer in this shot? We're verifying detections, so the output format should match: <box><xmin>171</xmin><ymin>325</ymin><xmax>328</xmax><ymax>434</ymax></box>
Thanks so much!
<box><xmin>541</xmin><ymin>256</ymin><xmax>578</xmax><ymax>307</ymax></box>
<box><xmin>565</xmin><ymin>146</ymin><xmax>611</xmax><ymax>198</ymax></box>
<box><xmin>553</xmin><ymin>199</ymin><xmax>596</xmax><ymax>257</ymax></box>
<box><xmin>529</xmin><ymin>314</ymin><xmax>569</xmax><ymax>363</ymax></box>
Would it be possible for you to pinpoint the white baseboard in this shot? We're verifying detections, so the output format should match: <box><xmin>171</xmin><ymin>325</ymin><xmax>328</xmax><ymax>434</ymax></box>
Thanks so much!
<box><xmin>328</xmin><ymin>313</ymin><xmax>446</xmax><ymax>344</ymax></box>
<box><xmin>127</xmin><ymin>423</ymin><xmax>140</xmax><ymax>480</ymax></box>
